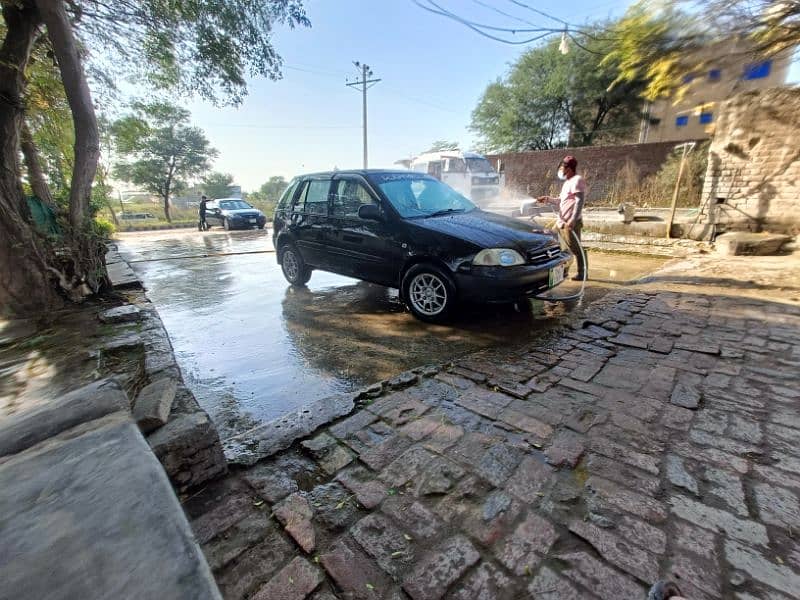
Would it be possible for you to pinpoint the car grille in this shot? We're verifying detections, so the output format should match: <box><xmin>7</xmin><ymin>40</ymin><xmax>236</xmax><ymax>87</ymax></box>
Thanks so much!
<box><xmin>527</xmin><ymin>245</ymin><xmax>562</xmax><ymax>266</ymax></box>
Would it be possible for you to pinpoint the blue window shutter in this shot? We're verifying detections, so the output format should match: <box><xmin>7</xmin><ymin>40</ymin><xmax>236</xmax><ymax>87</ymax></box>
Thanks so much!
<box><xmin>743</xmin><ymin>60</ymin><xmax>772</xmax><ymax>80</ymax></box>
<box><xmin>676</xmin><ymin>115</ymin><xmax>689</xmax><ymax>127</ymax></box>
<box><xmin>699</xmin><ymin>112</ymin><xmax>713</xmax><ymax>124</ymax></box>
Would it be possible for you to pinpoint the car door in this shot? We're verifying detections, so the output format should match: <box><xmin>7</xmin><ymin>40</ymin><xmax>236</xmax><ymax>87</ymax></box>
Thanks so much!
<box><xmin>327</xmin><ymin>176</ymin><xmax>399</xmax><ymax>285</ymax></box>
<box><xmin>289</xmin><ymin>178</ymin><xmax>333</xmax><ymax>269</ymax></box>
<box><xmin>205</xmin><ymin>201</ymin><xmax>220</xmax><ymax>227</ymax></box>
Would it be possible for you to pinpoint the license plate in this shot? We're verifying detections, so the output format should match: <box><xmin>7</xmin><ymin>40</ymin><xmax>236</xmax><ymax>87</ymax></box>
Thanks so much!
<box><xmin>249</xmin><ymin>218</ymin><xmax>256</xmax><ymax>223</ymax></box>
<box><xmin>549</xmin><ymin>264</ymin><xmax>565</xmax><ymax>287</ymax></box>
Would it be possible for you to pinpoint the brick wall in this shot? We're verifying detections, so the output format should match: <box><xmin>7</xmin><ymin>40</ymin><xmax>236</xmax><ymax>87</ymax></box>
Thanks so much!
<box><xmin>698</xmin><ymin>87</ymin><xmax>800</xmax><ymax>237</ymax></box>
<box><xmin>487</xmin><ymin>141</ymin><xmax>690</xmax><ymax>203</ymax></box>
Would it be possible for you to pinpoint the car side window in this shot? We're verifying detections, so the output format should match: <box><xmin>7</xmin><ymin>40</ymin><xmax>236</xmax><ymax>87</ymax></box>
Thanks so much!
<box><xmin>299</xmin><ymin>179</ymin><xmax>330</xmax><ymax>215</ymax></box>
<box><xmin>332</xmin><ymin>179</ymin><xmax>379</xmax><ymax>218</ymax></box>
<box><xmin>277</xmin><ymin>179</ymin><xmax>299</xmax><ymax>211</ymax></box>
<box><xmin>206</xmin><ymin>201</ymin><xmax>217</xmax><ymax>211</ymax></box>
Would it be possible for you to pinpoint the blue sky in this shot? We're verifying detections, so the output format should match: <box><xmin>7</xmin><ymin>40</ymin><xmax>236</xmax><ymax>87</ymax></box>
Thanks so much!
<box><xmin>185</xmin><ymin>0</ymin><xmax>799</xmax><ymax>191</ymax></box>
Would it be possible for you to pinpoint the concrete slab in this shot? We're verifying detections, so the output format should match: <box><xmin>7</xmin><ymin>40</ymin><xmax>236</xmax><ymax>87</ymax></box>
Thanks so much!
<box><xmin>715</xmin><ymin>232</ymin><xmax>791</xmax><ymax>256</ymax></box>
<box><xmin>99</xmin><ymin>305</ymin><xmax>142</xmax><ymax>324</ymax></box>
<box><xmin>107</xmin><ymin>260</ymin><xmax>140</xmax><ymax>289</ymax></box>
<box><xmin>0</xmin><ymin>412</ymin><xmax>221</xmax><ymax>600</ymax></box>
<box><xmin>134</xmin><ymin>377</ymin><xmax>177</xmax><ymax>433</ymax></box>
<box><xmin>0</xmin><ymin>379</ymin><xmax>128</xmax><ymax>458</ymax></box>
<box><xmin>222</xmin><ymin>393</ymin><xmax>356</xmax><ymax>466</ymax></box>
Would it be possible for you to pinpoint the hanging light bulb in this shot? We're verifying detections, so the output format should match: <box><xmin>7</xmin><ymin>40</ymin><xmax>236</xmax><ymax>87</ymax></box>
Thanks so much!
<box><xmin>559</xmin><ymin>29</ymin><xmax>569</xmax><ymax>55</ymax></box>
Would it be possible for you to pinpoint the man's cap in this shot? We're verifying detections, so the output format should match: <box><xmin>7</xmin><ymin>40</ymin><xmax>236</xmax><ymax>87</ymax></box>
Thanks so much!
<box><xmin>561</xmin><ymin>155</ymin><xmax>577</xmax><ymax>170</ymax></box>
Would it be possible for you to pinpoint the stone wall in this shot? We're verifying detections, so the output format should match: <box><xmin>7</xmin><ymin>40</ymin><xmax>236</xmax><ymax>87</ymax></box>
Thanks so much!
<box><xmin>487</xmin><ymin>141</ymin><xmax>693</xmax><ymax>203</ymax></box>
<box><xmin>698</xmin><ymin>87</ymin><xmax>800</xmax><ymax>237</ymax></box>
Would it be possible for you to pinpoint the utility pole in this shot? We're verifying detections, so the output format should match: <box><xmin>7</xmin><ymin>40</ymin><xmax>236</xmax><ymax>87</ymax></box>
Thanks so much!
<box><xmin>346</xmin><ymin>61</ymin><xmax>381</xmax><ymax>169</ymax></box>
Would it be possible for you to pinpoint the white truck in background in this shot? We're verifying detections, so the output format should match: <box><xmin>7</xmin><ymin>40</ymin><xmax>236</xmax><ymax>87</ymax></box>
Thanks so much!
<box><xmin>399</xmin><ymin>150</ymin><xmax>503</xmax><ymax>207</ymax></box>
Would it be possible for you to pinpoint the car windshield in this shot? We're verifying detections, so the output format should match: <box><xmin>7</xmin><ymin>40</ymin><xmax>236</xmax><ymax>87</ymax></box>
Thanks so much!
<box><xmin>219</xmin><ymin>200</ymin><xmax>253</xmax><ymax>210</ymax></box>
<box><xmin>372</xmin><ymin>173</ymin><xmax>476</xmax><ymax>218</ymax></box>
<box><xmin>465</xmin><ymin>157</ymin><xmax>494</xmax><ymax>173</ymax></box>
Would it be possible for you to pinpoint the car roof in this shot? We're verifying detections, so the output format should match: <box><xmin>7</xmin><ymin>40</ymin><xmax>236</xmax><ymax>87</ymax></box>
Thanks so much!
<box><xmin>295</xmin><ymin>169</ymin><xmax>428</xmax><ymax>179</ymax></box>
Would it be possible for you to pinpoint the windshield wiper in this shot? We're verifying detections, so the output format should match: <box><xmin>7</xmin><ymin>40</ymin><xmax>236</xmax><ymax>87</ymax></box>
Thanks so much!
<box><xmin>428</xmin><ymin>208</ymin><xmax>466</xmax><ymax>217</ymax></box>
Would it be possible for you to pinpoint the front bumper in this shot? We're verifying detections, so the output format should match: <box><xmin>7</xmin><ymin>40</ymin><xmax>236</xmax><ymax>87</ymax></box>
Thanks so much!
<box><xmin>229</xmin><ymin>216</ymin><xmax>267</xmax><ymax>228</ymax></box>
<box><xmin>454</xmin><ymin>256</ymin><xmax>572</xmax><ymax>302</ymax></box>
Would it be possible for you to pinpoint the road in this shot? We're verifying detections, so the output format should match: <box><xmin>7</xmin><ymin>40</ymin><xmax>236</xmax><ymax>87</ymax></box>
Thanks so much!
<box><xmin>117</xmin><ymin>228</ymin><xmax>666</xmax><ymax>441</ymax></box>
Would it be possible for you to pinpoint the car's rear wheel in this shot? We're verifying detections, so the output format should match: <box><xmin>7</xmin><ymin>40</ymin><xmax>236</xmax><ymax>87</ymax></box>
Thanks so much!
<box><xmin>281</xmin><ymin>245</ymin><xmax>312</xmax><ymax>286</ymax></box>
<box><xmin>402</xmin><ymin>264</ymin><xmax>456</xmax><ymax>323</ymax></box>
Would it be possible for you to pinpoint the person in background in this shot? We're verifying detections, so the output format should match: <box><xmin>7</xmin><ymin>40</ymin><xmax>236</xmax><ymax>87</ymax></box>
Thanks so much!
<box><xmin>536</xmin><ymin>155</ymin><xmax>587</xmax><ymax>281</ymax></box>
<box><xmin>198</xmin><ymin>195</ymin><xmax>208</xmax><ymax>231</ymax></box>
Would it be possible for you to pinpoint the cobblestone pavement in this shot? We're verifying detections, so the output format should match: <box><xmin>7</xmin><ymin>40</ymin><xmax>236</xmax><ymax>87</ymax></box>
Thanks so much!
<box><xmin>184</xmin><ymin>255</ymin><xmax>800</xmax><ymax>600</ymax></box>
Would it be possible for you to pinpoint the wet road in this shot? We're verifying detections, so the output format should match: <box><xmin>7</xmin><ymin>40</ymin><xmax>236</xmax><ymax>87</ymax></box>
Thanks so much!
<box><xmin>117</xmin><ymin>228</ymin><xmax>667</xmax><ymax>440</ymax></box>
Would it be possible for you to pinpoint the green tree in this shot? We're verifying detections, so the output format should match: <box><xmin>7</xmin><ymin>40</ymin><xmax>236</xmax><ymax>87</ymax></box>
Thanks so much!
<box><xmin>425</xmin><ymin>140</ymin><xmax>460</xmax><ymax>152</ymax></box>
<box><xmin>245</xmin><ymin>176</ymin><xmax>288</xmax><ymax>219</ymax></box>
<box><xmin>202</xmin><ymin>172</ymin><xmax>235</xmax><ymax>199</ymax></box>
<box><xmin>0</xmin><ymin>0</ymin><xmax>309</xmax><ymax>316</ymax></box>
<box><xmin>606</xmin><ymin>1</ymin><xmax>800</xmax><ymax>101</ymax></box>
<box><xmin>471</xmin><ymin>25</ymin><xmax>647</xmax><ymax>152</ymax></box>
<box><xmin>258</xmin><ymin>176</ymin><xmax>289</xmax><ymax>201</ymax></box>
<box><xmin>112</xmin><ymin>102</ymin><xmax>218</xmax><ymax>222</ymax></box>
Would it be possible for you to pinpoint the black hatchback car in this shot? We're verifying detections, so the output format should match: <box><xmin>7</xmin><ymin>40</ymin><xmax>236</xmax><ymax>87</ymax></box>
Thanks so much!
<box><xmin>273</xmin><ymin>170</ymin><xmax>572</xmax><ymax>322</ymax></box>
<box><xmin>205</xmin><ymin>198</ymin><xmax>267</xmax><ymax>230</ymax></box>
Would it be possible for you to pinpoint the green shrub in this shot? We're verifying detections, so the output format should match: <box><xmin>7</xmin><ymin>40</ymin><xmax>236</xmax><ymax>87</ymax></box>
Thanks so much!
<box><xmin>92</xmin><ymin>216</ymin><xmax>116</xmax><ymax>238</ymax></box>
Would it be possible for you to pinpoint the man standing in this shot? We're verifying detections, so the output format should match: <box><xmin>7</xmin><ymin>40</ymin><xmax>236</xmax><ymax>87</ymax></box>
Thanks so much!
<box><xmin>537</xmin><ymin>155</ymin><xmax>587</xmax><ymax>281</ymax></box>
<box><xmin>198</xmin><ymin>195</ymin><xmax>208</xmax><ymax>231</ymax></box>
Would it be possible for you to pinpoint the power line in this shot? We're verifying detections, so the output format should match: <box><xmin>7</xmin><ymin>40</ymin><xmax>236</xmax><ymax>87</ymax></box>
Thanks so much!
<box><xmin>469</xmin><ymin>0</ymin><xmax>542</xmax><ymax>28</ymax></box>
<box><xmin>504</xmin><ymin>0</ymin><xmax>570</xmax><ymax>27</ymax></box>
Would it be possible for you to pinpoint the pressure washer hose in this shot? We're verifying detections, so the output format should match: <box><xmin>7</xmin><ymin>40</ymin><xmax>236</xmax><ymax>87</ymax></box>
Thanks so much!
<box><xmin>528</xmin><ymin>205</ymin><xmax>588</xmax><ymax>303</ymax></box>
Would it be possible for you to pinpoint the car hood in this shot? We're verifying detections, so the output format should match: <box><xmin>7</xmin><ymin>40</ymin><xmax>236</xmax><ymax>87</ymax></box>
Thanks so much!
<box><xmin>410</xmin><ymin>209</ymin><xmax>553</xmax><ymax>253</ymax></box>
<box><xmin>224</xmin><ymin>208</ymin><xmax>263</xmax><ymax>216</ymax></box>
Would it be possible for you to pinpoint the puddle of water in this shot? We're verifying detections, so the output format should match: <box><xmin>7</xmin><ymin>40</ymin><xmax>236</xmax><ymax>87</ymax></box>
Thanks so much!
<box><xmin>117</xmin><ymin>230</ymin><xmax>667</xmax><ymax>440</ymax></box>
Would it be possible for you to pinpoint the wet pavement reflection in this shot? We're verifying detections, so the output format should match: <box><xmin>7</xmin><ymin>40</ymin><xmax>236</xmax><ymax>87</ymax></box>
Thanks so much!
<box><xmin>117</xmin><ymin>228</ymin><xmax>667</xmax><ymax>440</ymax></box>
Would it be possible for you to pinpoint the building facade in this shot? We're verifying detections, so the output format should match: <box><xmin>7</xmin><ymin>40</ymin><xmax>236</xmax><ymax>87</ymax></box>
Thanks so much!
<box><xmin>641</xmin><ymin>39</ymin><xmax>793</xmax><ymax>143</ymax></box>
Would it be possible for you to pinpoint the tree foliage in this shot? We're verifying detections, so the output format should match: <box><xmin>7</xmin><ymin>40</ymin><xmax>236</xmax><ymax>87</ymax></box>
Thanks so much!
<box><xmin>112</xmin><ymin>102</ymin><xmax>217</xmax><ymax>221</ymax></box>
<box><xmin>425</xmin><ymin>140</ymin><xmax>460</xmax><ymax>152</ymax></box>
<box><xmin>606</xmin><ymin>0</ymin><xmax>800</xmax><ymax>101</ymax></box>
<box><xmin>202</xmin><ymin>172</ymin><xmax>235</xmax><ymax>198</ymax></box>
<box><xmin>245</xmin><ymin>175</ymin><xmax>288</xmax><ymax>218</ymax></box>
<box><xmin>70</xmin><ymin>0</ymin><xmax>310</xmax><ymax>105</ymax></box>
<box><xmin>471</xmin><ymin>25</ymin><xmax>647</xmax><ymax>152</ymax></box>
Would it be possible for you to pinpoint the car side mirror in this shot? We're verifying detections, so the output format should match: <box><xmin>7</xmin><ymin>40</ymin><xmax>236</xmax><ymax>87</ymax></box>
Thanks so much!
<box><xmin>358</xmin><ymin>204</ymin><xmax>383</xmax><ymax>221</ymax></box>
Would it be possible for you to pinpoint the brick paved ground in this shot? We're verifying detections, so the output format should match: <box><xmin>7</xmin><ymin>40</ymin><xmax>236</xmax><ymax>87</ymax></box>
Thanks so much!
<box><xmin>184</xmin><ymin>257</ymin><xmax>800</xmax><ymax>600</ymax></box>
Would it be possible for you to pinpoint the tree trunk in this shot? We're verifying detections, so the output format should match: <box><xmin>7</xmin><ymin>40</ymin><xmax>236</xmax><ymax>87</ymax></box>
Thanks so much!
<box><xmin>163</xmin><ymin>159</ymin><xmax>175</xmax><ymax>222</ymax></box>
<box><xmin>20</xmin><ymin>120</ymin><xmax>55</xmax><ymax>208</ymax></box>
<box><xmin>0</xmin><ymin>2</ymin><xmax>64</xmax><ymax>316</ymax></box>
<box><xmin>35</xmin><ymin>0</ymin><xmax>108</xmax><ymax>296</ymax></box>
<box><xmin>34</xmin><ymin>0</ymin><xmax>99</xmax><ymax>231</ymax></box>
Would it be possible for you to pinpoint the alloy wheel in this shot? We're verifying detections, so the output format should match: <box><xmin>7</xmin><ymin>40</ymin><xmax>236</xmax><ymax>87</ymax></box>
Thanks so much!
<box><xmin>408</xmin><ymin>273</ymin><xmax>447</xmax><ymax>316</ymax></box>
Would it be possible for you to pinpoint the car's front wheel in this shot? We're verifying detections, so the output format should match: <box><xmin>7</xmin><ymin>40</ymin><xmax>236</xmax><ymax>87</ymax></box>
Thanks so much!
<box><xmin>402</xmin><ymin>263</ymin><xmax>456</xmax><ymax>323</ymax></box>
<box><xmin>223</xmin><ymin>218</ymin><xmax>232</xmax><ymax>231</ymax></box>
<box><xmin>281</xmin><ymin>245</ymin><xmax>312</xmax><ymax>286</ymax></box>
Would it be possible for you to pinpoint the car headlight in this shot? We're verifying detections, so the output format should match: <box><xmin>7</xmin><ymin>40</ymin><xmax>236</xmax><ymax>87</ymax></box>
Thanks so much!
<box><xmin>473</xmin><ymin>249</ymin><xmax>525</xmax><ymax>267</ymax></box>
